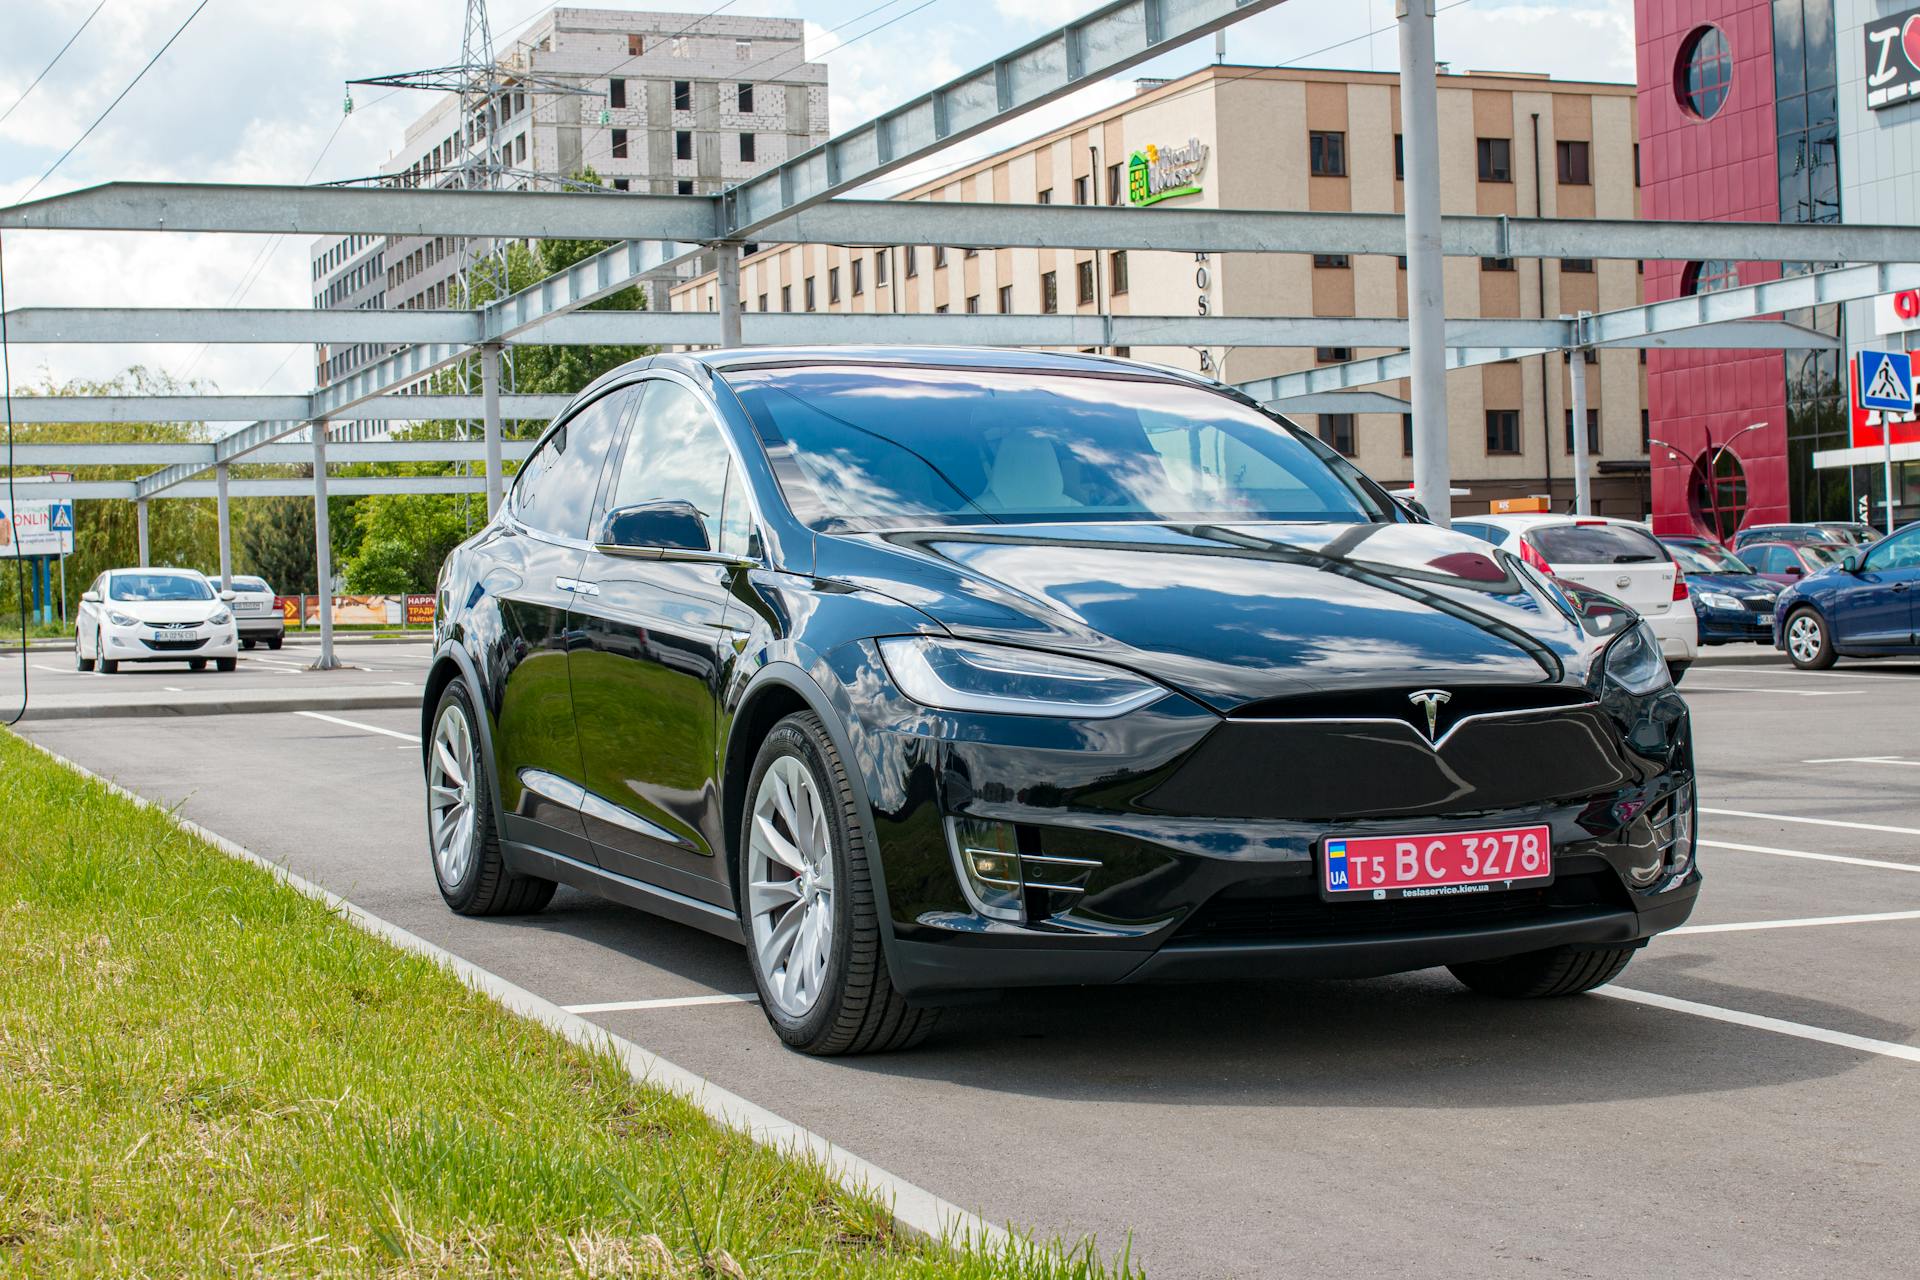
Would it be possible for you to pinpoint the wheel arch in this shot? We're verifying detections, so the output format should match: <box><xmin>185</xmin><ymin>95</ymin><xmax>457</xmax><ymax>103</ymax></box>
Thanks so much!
<box><xmin>421</xmin><ymin>642</ymin><xmax>507</xmax><ymax>836</ymax></box>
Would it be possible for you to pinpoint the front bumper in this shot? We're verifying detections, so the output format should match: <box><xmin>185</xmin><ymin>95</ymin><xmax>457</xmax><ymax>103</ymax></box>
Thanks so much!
<box><xmin>825</xmin><ymin>643</ymin><xmax>1700</xmax><ymax>999</ymax></box>
<box><xmin>1696</xmin><ymin>607</ymin><xmax>1773</xmax><ymax>644</ymax></box>
<box><xmin>103</xmin><ymin>622</ymin><xmax>240</xmax><ymax>660</ymax></box>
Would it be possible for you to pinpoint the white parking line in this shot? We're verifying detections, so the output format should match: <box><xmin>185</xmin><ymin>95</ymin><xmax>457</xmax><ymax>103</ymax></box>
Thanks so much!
<box><xmin>1693</xmin><ymin>667</ymin><xmax>1920</xmax><ymax>682</ymax></box>
<box><xmin>32</xmin><ymin>663</ymin><xmax>68</xmax><ymax>674</ymax></box>
<box><xmin>1803</xmin><ymin>755</ymin><xmax>1920</xmax><ymax>769</ymax></box>
<box><xmin>563</xmin><ymin>993</ymin><xmax>760</xmax><ymax>1014</ymax></box>
<box><xmin>292</xmin><ymin>710</ymin><xmax>420</xmax><ymax>742</ymax></box>
<box><xmin>1702</xmin><ymin>838</ymin><xmax>1920</xmax><ymax>874</ymax></box>
<box><xmin>1600</xmin><ymin>988</ymin><xmax>1920</xmax><ymax>1065</ymax></box>
<box><xmin>1671</xmin><ymin>909</ymin><xmax>1920</xmax><ymax>935</ymax></box>
<box><xmin>1703</xmin><ymin>806</ymin><xmax>1920</xmax><ymax>837</ymax></box>
<box><xmin>1685</xmin><ymin>685</ymin><xmax>1858</xmax><ymax>697</ymax></box>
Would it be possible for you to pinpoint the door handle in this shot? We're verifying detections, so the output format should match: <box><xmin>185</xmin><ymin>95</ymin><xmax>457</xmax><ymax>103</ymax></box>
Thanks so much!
<box><xmin>555</xmin><ymin>576</ymin><xmax>600</xmax><ymax>597</ymax></box>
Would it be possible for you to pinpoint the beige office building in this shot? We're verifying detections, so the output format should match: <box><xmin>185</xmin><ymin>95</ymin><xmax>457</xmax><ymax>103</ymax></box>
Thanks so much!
<box><xmin>673</xmin><ymin>63</ymin><xmax>1650</xmax><ymax>516</ymax></box>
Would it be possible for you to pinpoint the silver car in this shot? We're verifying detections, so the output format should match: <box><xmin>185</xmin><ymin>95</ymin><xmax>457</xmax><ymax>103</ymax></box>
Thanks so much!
<box><xmin>229</xmin><ymin>575</ymin><xmax>285</xmax><ymax>650</ymax></box>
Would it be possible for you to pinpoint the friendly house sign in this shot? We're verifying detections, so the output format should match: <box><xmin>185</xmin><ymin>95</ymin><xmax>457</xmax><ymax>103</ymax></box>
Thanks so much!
<box><xmin>1127</xmin><ymin>138</ymin><xmax>1209</xmax><ymax>206</ymax></box>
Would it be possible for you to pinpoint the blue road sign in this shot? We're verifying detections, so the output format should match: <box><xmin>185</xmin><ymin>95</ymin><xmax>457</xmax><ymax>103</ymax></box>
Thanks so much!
<box><xmin>1860</xmin><ymin>349</ymin><xmax>1914</xmax><ymax>412</ymax></box>
<box><xmin>49</xmin><ymin>502</ymin><xmax>73</xmax><ymax>532</ymax></box>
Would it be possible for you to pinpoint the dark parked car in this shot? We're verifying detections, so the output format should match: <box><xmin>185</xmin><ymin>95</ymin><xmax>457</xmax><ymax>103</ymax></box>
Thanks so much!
<box><xmin>420</xmin><ymin>348</ymin><xmax>1699</xmax><ymax>1055</ymax></box>
<box><xmin>1774</xmin><ymin>522</ymin><xmax>1920</xmax><ymax>668</ymax></box>
<box><xmin>1738</xmin><ymin>539</ymin><xmax>1848</xmax><ymax>587</ymax></box>
<box><xmin>1658</xmin><ymin>538</ymin><xmax>1780</xmax><ymax>644</ymax></box>
<box><xmin>1813</xmin><ymin>521</ymin><xmax>1880</xmax><ymax>546</ymax></box>
<box><xmin>1730</xmin><ymin>523</ymin><xmax>1846</xmax><ymax>551</ymax></box>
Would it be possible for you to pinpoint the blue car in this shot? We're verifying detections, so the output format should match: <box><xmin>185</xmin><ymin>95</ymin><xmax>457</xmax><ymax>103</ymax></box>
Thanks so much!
<box><xmin>1774</xmin><ymin>522</ymin><xmax>1920</xmax><ymax>669</ymax></box>
<box><xmin>1658</xmin><ymin>538</ymin><xmax>1781</xmax><ymax>645</ymax></box>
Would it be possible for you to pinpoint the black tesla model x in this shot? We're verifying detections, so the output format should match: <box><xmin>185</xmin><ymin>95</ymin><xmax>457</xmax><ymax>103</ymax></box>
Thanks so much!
<box><xmin>420</xmin><ymin>347</ymin><xmax>1698</xmax><ymax>1055</ymax></box>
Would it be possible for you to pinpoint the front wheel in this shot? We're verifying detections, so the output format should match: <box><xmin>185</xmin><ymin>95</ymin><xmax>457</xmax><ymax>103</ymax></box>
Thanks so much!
<box><xmin>427</xmin><ymin>679</ymin><xmax>554</xmax><ymax>916</ymax></box>
<box><xmin>1666</xmin><ymin>660</ymin><xmax>1690</xmax><ymax>684</ymax></box>
<box><xmin>75</xmin><ymin>632</ymin><xmax>93</xmax><ymax>672</ymax></box>
<box><xmin>97</xmin><ymin>630</ymin><xmax>118</xmax><ymax>675</ymax></box>
<box><xmin>741</xmin><ymin>711</ymin><xmax>935</xmax><ymax>1056</ymax></box>
<box><xmin>1449</xmin><ymin>944</ymin><xmax>1636</xmax><ymax>998</ymax></box>
<box><xmin>215</xmin><ymin>656</ymin><xmax>237</xmax><ymax>672</ymax></box>
<box><xmin>1785</xmin><ymin>608</ymin><xmax>1836</xmax><ymax>670</ymax></box>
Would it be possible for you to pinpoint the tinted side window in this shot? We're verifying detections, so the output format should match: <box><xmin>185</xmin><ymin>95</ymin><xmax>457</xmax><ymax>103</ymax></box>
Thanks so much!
<box><xmin>607</xmin><ymin>379</ymin><xmax>731</xmax><ymax>550</ymax></box>
<box><xmin>513</xmin><ymin>389</ymin><xmax>632</xmax><ymax>538</ymax></box>
<box><xmin>1758</xmin><ymin>546</ymin><xmax>1791</xmax><ymax>574</ymax></box>
<box><xmin>1866</xmin><ymin>528</ymin><xmax>1920</xmax><ymax>571</ymax></box>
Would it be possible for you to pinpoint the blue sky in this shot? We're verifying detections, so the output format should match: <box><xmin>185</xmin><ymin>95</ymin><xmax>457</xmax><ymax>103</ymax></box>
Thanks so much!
<box><xmin>0</xmin><ymin>0</ymin><xmax>1634</xmax><ymax>394</ymax></box>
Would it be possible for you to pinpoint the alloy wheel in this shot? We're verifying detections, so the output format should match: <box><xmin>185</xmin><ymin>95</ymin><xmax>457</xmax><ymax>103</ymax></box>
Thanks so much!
<box><xmin>747</xmin><ymin>754</ymin><xmax>836</xmax><ymax>1019</ymax></box>
<box><xmin>428</xmin><ymin>702</ymin><xmax>478</xmax><ymax>887</ymax></box>
<box><xmin>1787</xmin><ymin>614</ymin><xmax>1822</xmax><ymax>664</ymax></box>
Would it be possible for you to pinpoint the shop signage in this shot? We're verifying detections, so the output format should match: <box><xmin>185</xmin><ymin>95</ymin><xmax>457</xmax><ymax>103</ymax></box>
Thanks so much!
<box><xmin>1864</xmin><ymin>6</ymin><xmax>1920</xmax><ymax>110</ymax></box>
<box><xmin>405</xmin><ymin>593</ymin><xmax>437</xmax><ymax>626</ymax></box>
<box><xmin>0</xmin><ymin>482</ymin><xmax>74</xmax><ymax>559</ymax></box>
<box><xmin>1127</xmin><ymin>138</ymin><xmax>1208</xmax><ymax>206</ymax></box>
<box><xmin>1872</xmin><ymin>288</ymin><xmax>1920</xmax><ymax>334</ymax></box>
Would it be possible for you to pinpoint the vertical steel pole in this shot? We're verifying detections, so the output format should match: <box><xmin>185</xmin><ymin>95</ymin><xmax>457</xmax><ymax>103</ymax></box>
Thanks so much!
<box><xmin>716</xmin><ymin>243</ymin><xmax>743</xmax><ymax>347</ymax></box>
<box><xmin>310</xmin><ymin>425</ymin><xmax>338</xmax><ymax>671</ymax></box>
<box><xmin>480</xmin><ymin>343</ymin><xmax>504</xmax><ymax>517</ymax></box>
<box><xmin>215</xmin><ymin>462</ymin><xmax>233</xmax><ymax>591</ymax></box>
<box><xmin>135</xmin><ymin>498</ymin><xmax>150</xmax><ymax>566</ymax></box>
<box><xmin>1884</xmin><ymin>409</ymin><xmax>1898</xmax><ymax>535</ymax></box>
<box><xmin>1398</xmin><ymin>0</ymin><xmax>1453</xmax><ymax>526</ymax></box>
<box><xmin>1569</xmin><ymin>349</ymin><xmax>1591</xmax><ymax>516</ymax></box>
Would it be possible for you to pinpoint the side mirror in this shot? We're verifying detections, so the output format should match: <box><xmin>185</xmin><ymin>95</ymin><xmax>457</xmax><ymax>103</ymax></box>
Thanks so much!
<box><xmin>1783</xmin><ymin>564</ymin><xmax>1804</xmax><ymax>577</ymax></box>
<box><xmin>1842</xmin><ymin>553</ymin><xmax>1861</xmax><ymax>573</ymax></box>
<box><xmin>218</xmin><ymin>589</ymin><xmax>237</xmax><ymax>603</ymax></box>
<box><xmin>595</xmin><ymin>500</ymin><xmax>711</xmax><ymax>556</ymax></box>
<box><xmin>81</xmin><ymin>590</ymin><xmax>100</xmax><ymax>604</ymax></box>
<box><xmin>1400</xmin><ymin>497</ymin><xmax>1431</xmax><ymax>521</ymax></box>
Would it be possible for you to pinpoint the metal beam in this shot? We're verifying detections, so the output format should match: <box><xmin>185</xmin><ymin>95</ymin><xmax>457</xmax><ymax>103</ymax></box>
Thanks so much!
<box><xmin>2</xmin><ymin>307</ymin><xmax>477</xmax><ymax>345</ymax></box>
<box><xmin>2</xmin><ymin>394</ymin><xmax>568</xmax><ymax>424</ymax></box>
<box><xmin>30</xmin><ymin>475</ymin><xmax>494</xmax><ymax>500</ymax></box>
<box><xmin>720</xmin><ymin>0</ymin><xmax>1292</xmax><ymax>238</ymax></box>
<box><xmin>6</xmin><ymin>440</ymin><xmax>538</xmax><ymax>465</ymax></box>
<box><xmin>1262</xmin><ymin>391</ymin><xmax>1413</xmax><ymax>415</ymax></box>
<box><xmin>0</xmin><ymin>182</ymin><xmax>718</xmax><ymax>241</ymax></box>
<box><xmin>22</xmin><ymin>181</ymin><xmax>1920</xmax><ymax>264</ymax></box>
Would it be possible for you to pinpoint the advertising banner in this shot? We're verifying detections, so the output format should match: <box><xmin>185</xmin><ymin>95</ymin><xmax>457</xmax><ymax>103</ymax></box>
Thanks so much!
<box><xmin>404</xmin><ymin>593</ymin><xmax>436</xmax><ymax>626</ymax></box>
<box><xmin>0</xmin><ymin>493</ymin><xmax>75</xmax><ymax>558</ymax></box>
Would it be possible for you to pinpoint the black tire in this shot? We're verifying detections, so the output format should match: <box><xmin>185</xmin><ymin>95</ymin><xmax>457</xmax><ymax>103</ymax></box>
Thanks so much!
<box><xmin>1784</xmin><ymin>607</ymin><xmax>1836</xmax><ymax>670</ymax></box>
<box><xmin>428</xmin><ymin>678</ymin><xmax>555</xmax><ymax>916</ymax></box>
<box><xmin>1666</xmin><ymin>660</ymin><xmax>1690</xmax><ymax>684</ymax></box>
<box><xmin>215</xmin><ymin>657</ymin><xmax>237</xmax><ymax>672</ymax></box>
<box><xmin>1448</xmin><ymin>944</ymin><xmax>1637</xmax><ymax>998</ymax></box>
<box><xmin>266</xmin><ymin>636</ymin><xmax>283</xmax><ymax>651</ymax></box>
<box><xmin>98</xmin><ymin>630</ymin><xmax>118</xmax><ymax>675</ymax></box>
<box><xmin>75</xmin><ymin>633</ymin><xmax>93</xmax><ymax>672</ymax></box>
<box><xmin>741</xmin><ymin>711</ymin><xmax>936</xmax><ymax>1056</ymax></box>
<box><xmin>189</xmin><ymin>659</ymin><xmax>207</xmax><ymax>672</ymax></box>
<box><xmin>241</xmin><ymin>638</ymin><xmax>255</xmax><ymax>650</ymax></box>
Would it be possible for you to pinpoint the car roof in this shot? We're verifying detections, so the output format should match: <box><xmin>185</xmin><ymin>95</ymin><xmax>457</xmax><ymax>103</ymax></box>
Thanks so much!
<box><xmin>110</xmin><ymin>566</ymin><xmax>204</xmax><ymax>577</ymax></box>
<box><xmin>566</xmin><ymin>346</ymin><xmax>1230</xmax><ymax>408</ymax></box>
<box><xmin>1472</xmin><ymin>514</ymin><xmax>1640</xmax><ymax>529</ymax></box>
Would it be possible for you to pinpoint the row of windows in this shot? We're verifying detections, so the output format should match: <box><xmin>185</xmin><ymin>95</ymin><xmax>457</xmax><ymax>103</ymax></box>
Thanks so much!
<box><xmin>318</xmin><ymin>256</ymin><xmax>383</xmax><ymax>307</ymax></box>
<box><xmin>741</xmin><ymin>249</ymin><xmax>1131</xmax><ymax>313</ymax></box>
<box><xmin>613</xmin><ymin>79</ymin><xmax>761</xmax><ymax>113</ymax></box>
<box><xmin>313</xmin><ymin>234</ymin><xmax>376</xmax><ymax>281</ymax></box>
<box><xmin>1310</xmin><ymin>253</ymin><xmax>1596</xmax><ymax>273</ymax></box>
<box><xmin>621</xmin><ymin>33</ymin><xmax>754</xmax><ymax>60</ymax></box>
<box><xmin>1309</xmin><ymin>409</ymin><xmax>1643</xmax><ymax>460</ymax></box>
<box><xmin>610</xmin><ymin>127</ymin><xmax>758</xmax><ymax>163</ymax></box>
<box><xmin>1309</xmin><ymin>130</ymin><xmax>1609</xmax><ymax>186</ymax></box>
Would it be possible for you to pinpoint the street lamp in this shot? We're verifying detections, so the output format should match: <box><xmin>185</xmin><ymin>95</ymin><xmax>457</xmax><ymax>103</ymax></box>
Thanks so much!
<box><xmin>1648</xmin><ymin>422</ymin><xmax>1768</xmax><ymax>542</ymax></box>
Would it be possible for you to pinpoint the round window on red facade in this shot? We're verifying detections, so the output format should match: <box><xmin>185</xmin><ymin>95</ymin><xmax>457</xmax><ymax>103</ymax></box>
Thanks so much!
<box><xmin>1681</xmin><ymin>259</ymin><xmax>1741</xmax><ymax>295</ymax></box>
<box><xmin>1675</xmin><ymin>26</ymin><xmax>1732</xmax><ymax>120</ymax></box>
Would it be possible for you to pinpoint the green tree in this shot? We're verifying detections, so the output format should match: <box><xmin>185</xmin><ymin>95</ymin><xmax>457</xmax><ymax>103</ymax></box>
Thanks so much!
<box><xmin>233</xmin><ymin>495</ymin><xmax>318</xmax><ymax>593</ymax></box>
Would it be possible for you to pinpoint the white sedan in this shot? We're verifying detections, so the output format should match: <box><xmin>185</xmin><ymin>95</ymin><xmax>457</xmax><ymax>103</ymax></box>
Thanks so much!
<box><xmin>74</xmin><ymin>567</ymin><xmax>240</xmax><ymax>673</ymax></box>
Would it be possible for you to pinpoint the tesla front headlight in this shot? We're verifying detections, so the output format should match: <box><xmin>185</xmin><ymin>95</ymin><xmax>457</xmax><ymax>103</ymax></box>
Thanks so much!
<box><xmin>1601</xmin><ymin>620</ymin><xmax>1672</xmax><ymax>695</ymax></box>
<box><xmin>107</xmin><ymin>611</ymin><xmax>140</xmax><ymax>627</ymax></box>
<box><xmin>209</xmin><ymin>608</ymin><xmax>232</xmax><ymax>626</ymax></box>
<box><xmin>876</xmin><ymin>636</ymin><xmax>1167</xmax><ymax>718</ymax></box>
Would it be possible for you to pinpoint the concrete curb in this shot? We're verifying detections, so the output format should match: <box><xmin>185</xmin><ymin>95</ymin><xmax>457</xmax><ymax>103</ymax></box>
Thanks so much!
<box><xmin>1694</xmin><ymin>648</ymin><xmax>1789</xmax><ymax>667</ymax></box>
<box><xmin>11</xmin><ymin>732</ymin><xmax>1013</xmax><ymax>1257</ymax></box>
<box><xmin>6</xmin><ymin>631</ymin><xmax>431</xmax><ymax>654</ymax></box>
<box><xmin>15</xmin><ymin>691</ymin><xmax>424</xmax><ymax>722</ymax></box>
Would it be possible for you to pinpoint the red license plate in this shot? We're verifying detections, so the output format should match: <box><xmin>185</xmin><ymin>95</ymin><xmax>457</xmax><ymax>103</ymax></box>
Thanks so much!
<box><xmin>1323</xmin><ymin>825</ymin><xmax>1552</xmax><ymax>899</ymax></box>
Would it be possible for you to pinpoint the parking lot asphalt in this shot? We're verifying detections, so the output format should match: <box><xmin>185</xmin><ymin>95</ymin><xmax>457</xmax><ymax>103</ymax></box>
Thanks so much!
<box><xmin>13</xmin><ymin>659</ymin><xmax>1920</xmax><ymax>1277</ymax></box>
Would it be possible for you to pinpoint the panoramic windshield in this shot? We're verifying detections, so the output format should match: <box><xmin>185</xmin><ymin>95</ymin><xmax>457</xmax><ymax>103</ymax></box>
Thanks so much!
<box><xmin>109</xmin><ymin>573</ymin><xmax>214</xmax><ymax>602</ymax></box>
<box><xmin>1669</xmin><ymin>543</ymin><xmax>1750</xmax><ymax>574</ymax></box>
<box><xmin>726</xmin><ymin>364</ymin><xmax>1391</xmax><ymax>531</ymax></box>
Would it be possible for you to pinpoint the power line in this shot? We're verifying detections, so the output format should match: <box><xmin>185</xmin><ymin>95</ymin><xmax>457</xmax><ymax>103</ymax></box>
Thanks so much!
<box><xmin>0</xmin><ymin>0</ymin><xmax>108</xmax><ymax>128</ymax></box>
<box><xmin>20</xmin><ymin>0</ymin><xmax>211</xmax><ymax>202</ymax></box>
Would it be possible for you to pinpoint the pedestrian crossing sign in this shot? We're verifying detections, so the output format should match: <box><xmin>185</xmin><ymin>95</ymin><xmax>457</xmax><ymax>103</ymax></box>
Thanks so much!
<box><xmin>1859</xmin><ymin>349</ymin><xmax>1914</xmax><ymax>412</ymax></box>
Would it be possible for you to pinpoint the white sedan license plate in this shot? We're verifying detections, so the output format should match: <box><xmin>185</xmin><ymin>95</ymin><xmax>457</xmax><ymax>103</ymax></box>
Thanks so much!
<box><xmin>155</xmin><ymin>628</ymin><xmax>203</xmax><ymax>641</ymax></box>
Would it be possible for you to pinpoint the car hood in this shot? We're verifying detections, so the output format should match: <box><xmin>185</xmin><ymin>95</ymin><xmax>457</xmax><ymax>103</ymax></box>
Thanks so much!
<box><xmin>105</xmin><ymin>599</ymin><xmax>221</xmax><ymax>623</ymax></box>
<box><xmin>1684</xmin><ymin>572</ymin><xmax>1779</xmax><ymax>598</ymax></box>
<box><xmin>819</xmin><ymin>521</ymin><xmax>1606</xmax><ymax>711</ymax></box>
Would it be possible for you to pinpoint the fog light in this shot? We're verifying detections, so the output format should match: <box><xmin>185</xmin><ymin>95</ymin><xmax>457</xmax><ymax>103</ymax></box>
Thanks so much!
<box><xmin>946</xmin><ymin>816</ymin><xmax>1025</xmax><ymax>922</ymax></box>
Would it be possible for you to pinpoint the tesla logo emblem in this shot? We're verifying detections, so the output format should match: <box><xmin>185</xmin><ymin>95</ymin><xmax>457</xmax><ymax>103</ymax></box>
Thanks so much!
<box><xmin>1408</xmin><ymin>689</ymin><xmax>1452</xmax><ymax>742</ymax></box>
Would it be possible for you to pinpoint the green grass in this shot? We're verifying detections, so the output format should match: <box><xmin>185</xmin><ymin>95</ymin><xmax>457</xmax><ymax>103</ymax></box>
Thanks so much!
<box><xmin>0</xmin><ymin>730</ymin><xmax>1137</xmax><ymax>1278</ymax></box>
